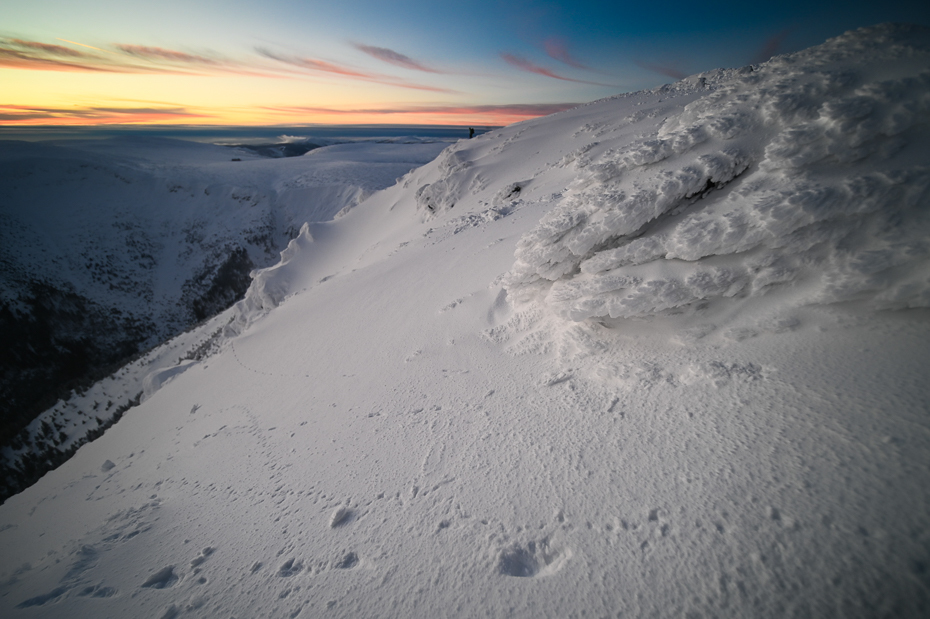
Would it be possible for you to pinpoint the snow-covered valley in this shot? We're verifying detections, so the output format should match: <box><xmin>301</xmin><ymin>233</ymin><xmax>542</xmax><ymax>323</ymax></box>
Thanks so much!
<box><xmin>0</xmin><ymin>136</ymin><xmax>451</xmax><ymax>499</ymax></box>
<box><xmin>1</xmin><ymin>23</ymin><xmax>929</xmax><ymax>618</ymax></box>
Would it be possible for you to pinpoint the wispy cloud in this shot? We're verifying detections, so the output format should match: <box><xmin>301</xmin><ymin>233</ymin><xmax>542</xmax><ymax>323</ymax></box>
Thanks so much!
<box><xmin>2</xmin><ymin>36</ymin><xmax>461</xmax><ymax>90</ymax></box>
<box><xmin>634</xmin><ymin>60</ymin><xmax>688</xmax><ymax>80</ymax></box>
<box><xmin>257</xmin><ymin>48</ymin><xmax>456</xmax><ymax>93</ymax></box>
<box><xmin>0</xmin><ymin>37</ymin><xmax>213</xmax><ymax>74</ymax></box>
<box><xmin>543</xmin><ymin>37</ymin><xmax>587</xmax><ymax>69</ymax></box>
<box><xmin>0</xmin><ymin>38</ymin><xmax>119</xmax><ymax>72</ymax></box>
<box><xmin>0</xmin><ymin>37</ymin><xmax>289</xmax><ymax>78</ymax></box>
<box><xmin>116</xmin><ymin>44</ymin><xmax>220</xmax><ymax>65</ymax></box>
<box><xmin>421</xmin><ymin>103</ymin><xmax>580</xmax><ymax>117</ymax></box>
<box><xmin>257</xmin><ymin>48</ymin><xmax>375</xmax><ymax>78</ymax></box>
<box><xmin>9</xmin><ymin>39</ymin><xmax>87</xmax><ymax>57</ymax></box>
<box><xmin>114</xmin><ymin>43</ymin><xmax>289</xmax><ymax>78</ymax></box>
<box><xmin>56</xmin><ymin>38</ymin><xmax>121</xmax><ymax>55</ymax></box>
<box><xmin>501</xmin><ymin>53</ymin><xmax>609</xmax><ymax>86</ymax></box>
<box><xmin>352</xmin><ymin>43</ymin><xmax>442</xmax><ymax>73</ymax></box>
<box><xmin>262</xmin><ymin>102</ymin><xmax>579</xmax><ymax>119</ymax></box>
<box><xmin>0</xmin><ymin>103</ymin><xmax>209</xmax><ymax>124</ymax></box>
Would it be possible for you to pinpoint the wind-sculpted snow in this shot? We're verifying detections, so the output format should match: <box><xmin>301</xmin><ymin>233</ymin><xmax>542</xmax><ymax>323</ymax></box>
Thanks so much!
<box><xmin>503</xmin><ymin>23</ymin><xmax>930</xmax><ymax>322</ymax></box>
<box><xmin>414</xmin><ymin>148</ymin><xmax>473</xmax><ymax>214</ymax></box>
<box><xmin>227</xmin><ymin>223</ymin><xmax>316</xmax><ymax>334</ymax></box>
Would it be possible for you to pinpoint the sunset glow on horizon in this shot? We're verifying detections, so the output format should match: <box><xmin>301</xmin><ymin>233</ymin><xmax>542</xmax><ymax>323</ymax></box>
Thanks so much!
<box><xmin>3</xmin><ymin>0</ymin><xmax>928</xmax><ymax>129</ymax></box>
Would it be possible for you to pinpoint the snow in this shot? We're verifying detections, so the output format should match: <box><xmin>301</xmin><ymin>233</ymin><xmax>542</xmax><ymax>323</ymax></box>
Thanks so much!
<box><xmin>2</xmin><ymin>23</ymin><xmax>930</xmax><ymax>618</ymax></box>
<box><xmin>0</xmin><ymin>136</ymin><xmax>451</xmax><ymax>487</ymax></box>
<box><xmin>0</xmin><ymin>136</ymin><xmax>452</xmax><ymax>342</ymax></box>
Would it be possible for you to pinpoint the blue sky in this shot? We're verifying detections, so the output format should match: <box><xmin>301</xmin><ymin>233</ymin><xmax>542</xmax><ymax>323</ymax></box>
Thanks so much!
<box><xmin>3</xmin><ymin>1</ymin><xmax>929</xmax><ymax>126</ymax></box>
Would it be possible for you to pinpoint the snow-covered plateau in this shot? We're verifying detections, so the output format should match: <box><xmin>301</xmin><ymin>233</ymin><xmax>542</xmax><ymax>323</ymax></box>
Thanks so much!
<box><xmin>2</xmin><ymin>23</ymin><xmax>929</xmax><ymax>618</ymax></box>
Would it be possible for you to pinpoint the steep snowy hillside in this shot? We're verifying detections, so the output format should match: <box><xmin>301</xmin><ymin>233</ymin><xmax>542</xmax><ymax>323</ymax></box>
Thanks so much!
<box><xmin>1</xmin><ymin>24</ymin><xmax>929</xmax><ymax>619</ymax></box>
<box><xmin>0</xmin><ymin>137</ymin><xmax>450</xmax><ymax>499</ymax></box>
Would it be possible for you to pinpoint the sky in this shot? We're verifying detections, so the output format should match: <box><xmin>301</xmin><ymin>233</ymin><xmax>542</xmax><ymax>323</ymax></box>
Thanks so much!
<box><xmin>2</xmin><ymin>0</ymin><xmax>929</xmax><ymax>128</ymax></box>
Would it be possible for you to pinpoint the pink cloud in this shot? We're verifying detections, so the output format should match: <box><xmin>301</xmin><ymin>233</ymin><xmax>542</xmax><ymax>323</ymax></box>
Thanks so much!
<box><xmin>501</xmin><ymin>53</ymin><xmax>609</xmax><ymax>86</ymax></box>
<box><xmin>257</xmin><ymin>48</ymin><xmax>456</xmax><ymax>93</ymax></box>
<box><xmin>8</xmin><ymin>39</ymin><xmax>89</xmax><ymax>57</ymax></box>
<box><xmin>0</xmin><ymin>38</ymin><xmax>215</xmax><ymax>74</ymax></box>
<box><xmin>0</xmin><ymin>37</ymin><xmax>289</xmax><ymax>78</ymax></box>
<box><xmin>0</xmin><ymin>47</ymin><xmax>118</xmax><ymax>73</ymax></box>
<box><xmin>353</xmin><ymin>43</ymin><xmax>441</xmax><ymax>73</ymax></box>
<box><xmin>262</xmin><ymin>102</ymin><xmax>579</xmax><ymax>117</ymax></box>
<box><xmin>116</xmin><ymin>44</ymin><xmax>219</xmax><ymax>65</ymax></box>
<box><xmin>543</xmin><ymin>37</ymin><xmax>587</xmax><ymax>69</ymax></box>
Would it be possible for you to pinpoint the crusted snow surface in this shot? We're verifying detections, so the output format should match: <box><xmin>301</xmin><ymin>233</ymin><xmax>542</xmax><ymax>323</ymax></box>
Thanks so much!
<box><xmin>0</xmin><ymin>24</ymin><xmax>929</xmax><ymax>619</ymax></box>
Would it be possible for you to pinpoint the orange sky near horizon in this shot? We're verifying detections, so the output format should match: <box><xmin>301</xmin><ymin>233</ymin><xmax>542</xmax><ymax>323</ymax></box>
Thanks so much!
<box><xmin>0</xmin><ymin>28</ymin><xmax>591</xmax><ymax>127</ymax></box>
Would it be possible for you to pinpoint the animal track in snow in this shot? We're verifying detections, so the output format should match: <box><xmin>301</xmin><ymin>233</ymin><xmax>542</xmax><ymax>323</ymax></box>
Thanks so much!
<box><xmin>190</xmin><ymin>546</ymin><xmax>215</xmax><ymax>568</ymax></box>
<box><xmin>682</xmin><ymin>361</ymin><xmax>764</xmax><ymax>387</ymax></box>
<box><xmin>333</xmin><ymin>552</ymin><xmax>359</xmax><ymax>570</ymax></box>
<box><xmin>404</xmin><ymin>349</ymin><xmax>422</xmax><ymax>363</ymax></box>
<box><xmin>439</xmin><ymin>296</ymin><xmax>467</xmax><ymax>312</ymax></box>
<box><xmin>497</xmin><ymin>538</ymin><xmax>570</xmax><ymax>578</ymax></box>
<box><xmin>141</xmin><ymin>566</ymin><xmax>178</xmax><ymax>589</ymax></box>
<box><xmin>277</xmin><ymin>558</ymin><xmax>302</xmax><ymax>577</ymax></box>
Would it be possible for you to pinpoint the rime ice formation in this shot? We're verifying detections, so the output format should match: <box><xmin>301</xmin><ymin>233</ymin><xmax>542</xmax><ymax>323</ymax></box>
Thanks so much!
<box><xmin>499</xmin><ymin>26</ymin><xmax>930</xmax><ymax>322</ymax></box>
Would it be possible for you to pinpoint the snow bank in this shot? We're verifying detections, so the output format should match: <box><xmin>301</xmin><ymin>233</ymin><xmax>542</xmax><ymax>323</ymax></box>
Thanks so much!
<box><xmin>503</xmin><ymin>24</ymin><xmax>930</xmax><ymax>322</ymax></box>
<box><xmin>141</xmin><ymin>360</ymin><xmax>197</xmax><ymax>402</ymax></box>
<box><xmin>227</xmin><ymin>223</ymin><xmax>316</xmax><ymax>333</ymax></box>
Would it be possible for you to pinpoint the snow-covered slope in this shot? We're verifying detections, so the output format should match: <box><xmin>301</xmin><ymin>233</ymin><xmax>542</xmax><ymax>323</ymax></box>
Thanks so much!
<box><xmin>0</xmin><ymin>137</ymin><xmax>450</xmax><ymax>496</ymax></box>
<box><xmin>1</xmin><ymin>24</ymin><xmax>929</xmax><ymax>618</ymax></box>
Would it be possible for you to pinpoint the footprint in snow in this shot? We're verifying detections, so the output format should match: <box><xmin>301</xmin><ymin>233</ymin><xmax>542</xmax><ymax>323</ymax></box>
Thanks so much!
<box><xmin>190</xmin><ymin>546</ymin><xmax>215</xmax><ymax>568</ymax></box>
<box><xmin>278</xmin><ymin>558</ymin><xmax>302</xmax><ymax>577</ymax></box>
<box><xmin>141</xmin><ymin>566</ymin><xmax>178</xmax><ymax>589</ymax></box>
<box><xmin>539</xmin><ymin>371</ymin><xmax>572</xmax><ymax>387</ymax></box>
<box><xmin>333</xmin><ymin>552</ymin><xmax>359</xmax><ymax>570</ymax></box>
<box><xmin>497</xmin><ymin>538</ymin><xmax>570</xmax><ymax>578</ymax></box>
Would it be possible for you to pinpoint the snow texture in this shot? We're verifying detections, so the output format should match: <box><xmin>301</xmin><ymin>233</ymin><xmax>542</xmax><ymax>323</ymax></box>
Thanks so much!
<box><xmin>502</xmin><ymin>24</ymin><xmax>930</xmax><ymax>322</ymax></box>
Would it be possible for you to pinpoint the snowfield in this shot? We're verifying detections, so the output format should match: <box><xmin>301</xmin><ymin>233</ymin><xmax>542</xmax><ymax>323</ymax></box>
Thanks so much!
<box><xmin>2</xmin><ymin>24</ymin><xmax>930</xmax><ymax>618</ymax></box>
